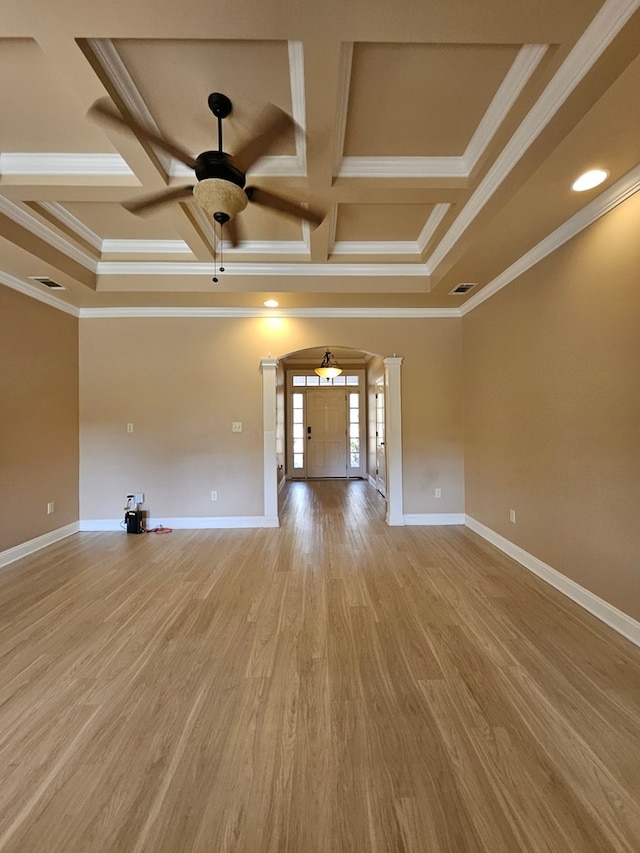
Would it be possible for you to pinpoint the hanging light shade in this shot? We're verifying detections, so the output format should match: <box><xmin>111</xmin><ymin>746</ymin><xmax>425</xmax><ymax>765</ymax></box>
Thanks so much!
<box><xmin>192</xmin><ymin>178</ymin><xmax>249</xmax><ymax>219</ymax></box>
<box><xmin>314</xmin><ymin>349</ymin><xmax>342</xmax><ymax>379</ymax></box>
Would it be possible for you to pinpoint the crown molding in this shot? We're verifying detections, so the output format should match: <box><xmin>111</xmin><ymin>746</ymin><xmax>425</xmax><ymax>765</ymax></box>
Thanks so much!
<box><xmin>39</xmin><ymin>202</ymin><xmax>103</xmax><ymax>250</ymax></box>
<box><xmin>417</xmin><ymin>203</ymin><xmax>451</xmax><ymax>253</ymax></box>
<box><xmin>0</xmin><ymin>270</ymin><xmax>80</xmax><ymax>317</ymax></box>
<box><xmin>87</xmin><ymin>38</ymin><xmax>173</xmax><ymax>174</ymax></box>
<box><xmin>331</xmin><ymin>241</ymin><xmax>419</xmax><ymax>255</ymax></box>
<box><xmin>288</xmin><ymin>40</ymin><xmax>307</xmax><ymax>175</ymax></box>
<box><xmin>461</xmin><ymin>161</ymin><xmax>640</xmax><ymax>315</ymax></box>
<box><xmin>101</xmin><ymin>239</ymin><xmax>193</xmax><ymax>254</ymax></box>
<box><xmin>79</xmin><ymin>306</ymin><xmax>461</xmax><ymax>319</ymax></box>
<box><xmin>333</xmin><ymin>42</ymin><xmax>354</xmax><ymax>172</ymax></box>
<box><xmin>222</xmin><ymin>240</ymin><xmax>309</xmax><ymax>254</ymax></box>
<box><xmin>463</xmin><ymin>44</ymin><xmax>547</xmax><ymax>172</ymax></box>
<box><xmin>427</xmin><ymin>0</ymin><xmax>640</xmax><ymax>275</ymax></box>
<box><xmin>0</xmin><ymin>196</ymin><xmax>98</xmax><ymax>272</ymax></box>
<box><xmin>338</xmin><ymin>156</ymin><xmax>467</xmax><ymax>179</ymax></box>
<box><xmin>0</xmin><ymin>152</ymin><xmax>132</xmax><ymax>177</ymax></box>
<box><xmin>95</xmin><ymin>261</ymin><xmax>429</xmax><ymax>276</ymax></box>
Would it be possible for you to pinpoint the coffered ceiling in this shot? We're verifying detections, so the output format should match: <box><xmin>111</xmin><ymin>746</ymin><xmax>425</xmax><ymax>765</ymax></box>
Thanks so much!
<box><xmin>1</xmin><ymin>0</ymin><xmax>640</xmax><ymax>313</ymax></box>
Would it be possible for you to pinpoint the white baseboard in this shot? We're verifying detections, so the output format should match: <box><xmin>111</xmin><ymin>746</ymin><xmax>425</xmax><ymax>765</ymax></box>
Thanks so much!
<box><xmin>0</xmin><ymin>522</ymin><xmax>79</xmax><ymax>568</ymax></box>
<box><xmin>405</xmin><ymin>513</ymin><xmax>466</xmax><ymax>526</ymax></box>
<box><xmin>79</xmin><ymin>516</ymin><xmax>270</xmax><ymax>531</ymax></box>
<box><xmin>465</xmin><ymin>515</ymin><xmax>640</xmax><ymax>649</ymax></box>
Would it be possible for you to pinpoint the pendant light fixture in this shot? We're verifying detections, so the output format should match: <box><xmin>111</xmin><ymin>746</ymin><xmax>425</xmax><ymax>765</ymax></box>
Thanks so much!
<box><xmin>314</xmin><ymin>349</ymin><xmax>342</xmax><ymax>379</ymax></box>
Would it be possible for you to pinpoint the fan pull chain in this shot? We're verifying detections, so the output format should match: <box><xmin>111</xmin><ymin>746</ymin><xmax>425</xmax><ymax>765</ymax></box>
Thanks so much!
<box><xmin>212</xmin><ymin>221</ymin><xmax>225</xmax><ymax>283</ymax></box>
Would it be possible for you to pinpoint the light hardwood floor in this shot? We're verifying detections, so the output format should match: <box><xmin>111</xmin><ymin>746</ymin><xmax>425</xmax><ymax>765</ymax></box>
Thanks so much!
<box><xmin>0</xmin><ymin>480</ymin><xmax>639</xmax><ymax>851</ymax></box>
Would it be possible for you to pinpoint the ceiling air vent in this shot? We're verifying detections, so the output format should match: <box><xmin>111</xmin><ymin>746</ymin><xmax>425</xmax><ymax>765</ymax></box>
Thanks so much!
<box><xmin>29</xmin><ymin>276</ymin><xmax>66</xmax><ymax>290</ymax></box>
<box><xmin>449</xmin><ymin>282</ymin><xmax>477</xmax><ymax>295</ymax></box>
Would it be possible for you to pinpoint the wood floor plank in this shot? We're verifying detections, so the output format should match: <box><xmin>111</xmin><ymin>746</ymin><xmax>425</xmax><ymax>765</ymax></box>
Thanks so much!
<box><xmin>0</xmin><ymin>479</ymin><xmax>639</xmax><ymax>851</ymax></box>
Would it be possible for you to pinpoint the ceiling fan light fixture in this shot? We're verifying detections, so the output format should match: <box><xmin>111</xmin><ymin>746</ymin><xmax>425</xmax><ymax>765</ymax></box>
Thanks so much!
<box><xmin>314</xmin><ymin>349</ymin><xmax>342</xmax><ymax>379</ymax></box>
<box><xmin>193</xmin><ymin>178</ymin><xmax>249</xmax><ymax>219</ymax></box>
<box><xmin>571</xmin><ymin>169</ymin><xmax>609</xmax><ymax>192</ymax></box>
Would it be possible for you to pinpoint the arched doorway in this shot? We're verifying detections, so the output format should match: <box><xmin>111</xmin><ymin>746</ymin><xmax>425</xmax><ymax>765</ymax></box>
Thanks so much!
<box><xmin>261</xmin><ymin>349</ymin><xmax>404</xmax><ymax>527</ymax></box>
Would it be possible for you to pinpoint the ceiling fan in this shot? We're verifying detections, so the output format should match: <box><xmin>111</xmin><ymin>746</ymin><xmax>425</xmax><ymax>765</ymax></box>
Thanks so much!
<box><xmin>88</xmin><ymin>92</ymin><xmax>324</xmax><ymax>247</ymax></box>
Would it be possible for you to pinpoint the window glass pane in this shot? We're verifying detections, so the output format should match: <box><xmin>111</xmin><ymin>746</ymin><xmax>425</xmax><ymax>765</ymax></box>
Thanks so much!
<box><xmin>350</xmin><ymin>393</ymin><xmax>359</xmax><ymax>407</ymax></box>
<box><xmin>350</xmin><ymin>424</ymin><xmax>359</xmax><ymax>439</ymax></box>
<box><xmin>293</xmin><ymin>438</ymin><xmax>304</xmax><ymax>454</ymax></box>
<box><xmin>293</xmin><ymin>424</ymin><xmax>303</xmax><ymax>438</ymax></box>
<box><xmin>293</xmin><ymin>454</ymin><xmax>304</xmax><ymax>468</ymax></box>
<box><xmin>293</xmin><ymin>409</ymin><xmax>303</xmax><ymax>423</ymax></box>
<box><xmin>346</xmin><ymin>375</ymin><xmax>359</xmax><ymax>385</ymax></box>
<box><xmin>292</xmin><ymin>375</ymin><xmax>305</xmax><ymax>385</ymax></box>
<box><xmin>349</xmin><ymin>409</ymin><xmax>359</xmax><ymax>424</ymax></box>
<box><xmin>293</xmin><ymin>393</ymin><xmax>303</xmax><ymax>408</ymax></box>
<box><xmin>350</xmin><ymin>453</ymin><xmax>360</xmax><ymax>467</ymax></box>
<box><xmin>306</xmin><ymin>375</ymin><xmax>319</xmax><ymax>386</ymax></box>
<box><xmin>333</xmin><ymin>375</ymin><xmax>346</xmax><ymax>385</ymax></box>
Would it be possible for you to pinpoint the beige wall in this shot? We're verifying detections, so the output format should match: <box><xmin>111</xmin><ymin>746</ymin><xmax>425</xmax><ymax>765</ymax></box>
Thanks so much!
<box><xmin>79</xmin><ymin>316</ymin><xmax>464</xmax><ymax>521</ymax></box>
<box><xmin>0</xmin><ymin>286</ymin><xmax>78</xmax><ymax>550</ymax></box>
<box><xmin>463</xmin><ymin>190</ymin><xmax>640</xmax><ymax>620</ymax></box>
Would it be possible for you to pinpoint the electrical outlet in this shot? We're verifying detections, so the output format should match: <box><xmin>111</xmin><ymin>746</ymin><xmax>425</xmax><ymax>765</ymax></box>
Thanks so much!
<box><xmin>47</xmin><ymin>501</ymin><xmax>55</xmax><ymax>514</ymax></box>
<box><xmin>127</xmin><ymin>423</ymin><xmax>134</xmax><ymax>433</ymax></box>
<box><xmin>435</xmin><ymin>488</ymin><xmax>441</xmax><ymax>498</ymax></box>
<box><xmin>232</xmin><ymin>422</ymin><xmax>242</xmax><ymax>433</ymax></box>
<box><xmin>509</xmin><ymin>509</ymin><xmax>516</xmax><ymax>523</ymax></box>
<box><xmin>210</xmin><ymin>490</ymin><xmax>218</xmax><ymax>501</ymax></box>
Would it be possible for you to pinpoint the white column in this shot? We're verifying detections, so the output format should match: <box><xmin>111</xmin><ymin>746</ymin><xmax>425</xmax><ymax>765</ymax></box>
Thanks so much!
<box><xmin>261</xmin><ymin>358</ymin><xmax>280</xmax><ymax>528</ymax></box>
<box><xmin>384</xmin><ymin>356</ymin><xmax>405</xmax><ymax>526</ymax></box>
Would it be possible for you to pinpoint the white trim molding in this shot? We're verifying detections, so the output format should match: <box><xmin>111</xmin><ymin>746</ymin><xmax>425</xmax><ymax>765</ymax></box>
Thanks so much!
<box><xmin>466</xmin><ymin>516</ymin><xmax>640</xmax><ymax>648</ymax></box>
<box><xmin>261</xmin><ymin>358</ymin><xmax>280</xmax><ymax>529</ymax></box>
<box><xmin>0</xmin><ymin>523</ymin><xmax>79</xmax><ymax>568</ymax></box>
<box><xmin>384</xmin><ymin>356</ymin><xmax>404</xmax><ymax>526</ymax></box>
<box><xmin>405</xmin><ymin>513</ymin><xmax>465</xmax><ymax>525</ymax></box>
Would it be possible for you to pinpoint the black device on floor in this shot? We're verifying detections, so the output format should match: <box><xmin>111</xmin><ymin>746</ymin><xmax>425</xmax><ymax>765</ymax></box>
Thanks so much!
<box><xmin>125</xmin><ymin>510</ymin><xmax>143</xmax><ymax>534</ymax></box>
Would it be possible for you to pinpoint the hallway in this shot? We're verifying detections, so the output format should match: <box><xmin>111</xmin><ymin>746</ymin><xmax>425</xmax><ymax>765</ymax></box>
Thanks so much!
<box><xmin>0</xmin><ymin>480</ymin><xmax>638</xmax><ymax>851</ymax></box>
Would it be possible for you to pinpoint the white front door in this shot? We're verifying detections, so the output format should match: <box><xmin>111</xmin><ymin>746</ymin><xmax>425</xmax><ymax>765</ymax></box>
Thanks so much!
<box><xmin>306</xmin><ymin>388</ymin><xmax>347</xmax><ymax>478</ymax></box>
<box><xmin>375</xmin><ymin>378</ymin><xmax>387</xmax><ymax>497</ymax></box>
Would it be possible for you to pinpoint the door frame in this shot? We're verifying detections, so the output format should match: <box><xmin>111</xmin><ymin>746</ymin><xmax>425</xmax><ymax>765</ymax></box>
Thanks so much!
<box><xmin>261</xmin><ymin>355</ymin><xmax>404</xmax><ymax>527</ymax></box>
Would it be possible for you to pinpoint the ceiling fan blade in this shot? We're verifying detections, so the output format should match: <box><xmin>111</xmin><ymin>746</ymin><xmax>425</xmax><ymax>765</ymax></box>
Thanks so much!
<box><xmin>245</xmin><ymin>186</ymin><xmax>324</xmax><ymax>225</ymax></box>
<box><xmin>231</xmin><ymin>104</ymin><xmax>294</xmax><ymax>174</ymax></box>
<box><xmin>88</xmin><ymin>99</ymin><xmax>197</xmax><ymax>170</ymax></box>
<box><xmin>123</xmin><ymin>185</ymin><xmax>194</xmax><ymax>214</ymax></box>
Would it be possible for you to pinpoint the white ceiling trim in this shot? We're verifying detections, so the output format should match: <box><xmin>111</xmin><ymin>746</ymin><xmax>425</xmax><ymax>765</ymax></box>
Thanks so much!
<box><xmin>333</xmin><ymin>42</ymin><xmax>354</xmax><ymax>173</ymax></box>
<box><xmin>88</xmin><ymin>38</ymin><xmax>174</xmax><ymax>175</ymax></box>
<box><xmin>417</xmin><ymin>203</ymin><xmax>450</xmax><ymax>253</ymax></box>
<box><xmin>427</xmin><ymin>0</ymin><xmax>640</xmax><ymax>275</ymax></box>
<box><xmin>0</xmin><ymin>196</ymin><xmax>98</xmax><ymax>272</ymax></box>
<box><xmin>0</xmin><ymin>269</ymin><xmax>79</xmax><ymax>317</ymax></box>
<box><xmin>461</xmin><ymin>161</ymin><xmax>640</xmax><ymax>315</ymax></box>
<box><xmin>95</xmin><ymin>261</ymin><xmax>429</xmax><ymax>276</ymax></box>
<box><xmin>79</xmin><ymin>306</ymin><xmax>460</xmax><ymax>318</ymax></box>
<box><xmin>39</xmin><ymin>202</ymin><xmax>102</xmax><ymax>250</ymax></box>
<box><xmin>0</xmin><ymin>153</ymin><xmax>132</xmax><ymax>177</ymax></box>
<box><xmin>338</xmin><ymin>156</ymin><xmax>467</xmax><ymax>179</ymax></box>
<box><xmin>221</xmin><ymin>241</ymin><xmax>309</xmax><ymax>254</ymax></box>
<box><xmin>102</xmin><ymin>239</ymin><xmax>193</xmax><ymax>254</ymax></box>
<box><xmin>462</xmin><ymin>44</ymin><xmax>548</xmax><ymax>172</ymax></box>
<box><xmin>334</xmin><ymin>43</ymin><xmax>546</xmax><ymax>181</ymax></box>
<box><xmin>331</xmin><ymin>241</ymin><xmax>419</xmax><ymax>255</ymax></box>
<box><xmin>288</xmin><ymin>40</ymin><xmax>307</xmax><ymax>175</ymax></box>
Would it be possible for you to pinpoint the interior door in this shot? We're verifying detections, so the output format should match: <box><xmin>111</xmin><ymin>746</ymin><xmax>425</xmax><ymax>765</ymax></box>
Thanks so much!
<box><xmin>375</xmin><ymin>378</ymin><xmax>387</xmax><ymax>497</ymax></box>
<box><xmin>306</xmin><ymin>388</ymin><xmax>347</xmax><ymax>478</ymax></box>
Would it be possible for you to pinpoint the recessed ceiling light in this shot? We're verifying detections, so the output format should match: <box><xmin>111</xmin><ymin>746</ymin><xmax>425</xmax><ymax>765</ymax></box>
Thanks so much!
<box><xmin>264</xmin><ymin>299</ymin><xmax>279</xmax><ymax>308</ymax></box>
<box><xmin>571</xmin><ymin>169</ymin><xmax>609</xmax><ymax>192</ymax></box>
